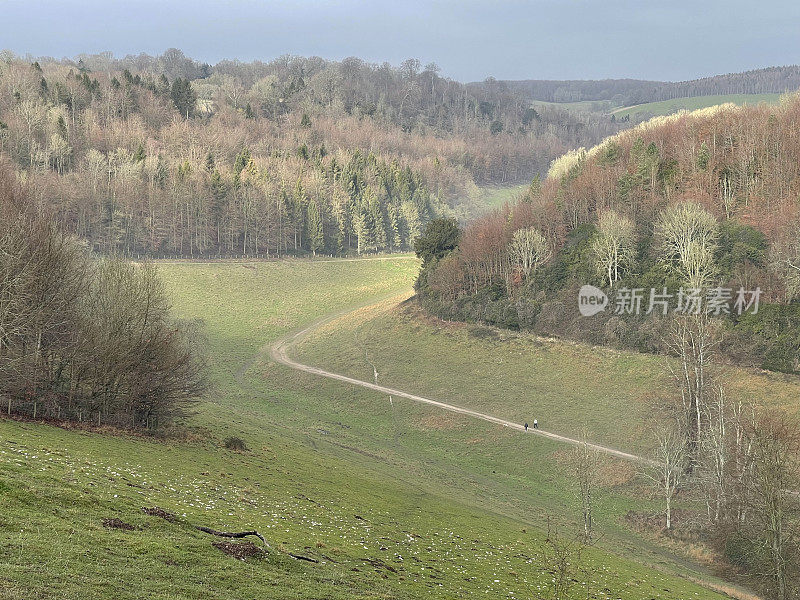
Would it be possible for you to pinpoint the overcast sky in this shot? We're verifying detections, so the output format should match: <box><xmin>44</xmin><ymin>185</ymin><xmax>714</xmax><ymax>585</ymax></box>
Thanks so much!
<box><xmin>4</xmin><ymin>0</ymin><xmax>800</xmax><ymax>82</ymax></box>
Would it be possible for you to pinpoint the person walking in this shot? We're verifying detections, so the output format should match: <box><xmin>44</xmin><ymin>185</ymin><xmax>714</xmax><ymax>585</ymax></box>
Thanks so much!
<box><xmin>524</xmin><ymin>422</ymin><xmax>528</xmax><ymax>431</ymax></box>
<box><xmin>533</xmin><ymin>419</ymin><xmax>538</xmax><ymax>429</ymax></box>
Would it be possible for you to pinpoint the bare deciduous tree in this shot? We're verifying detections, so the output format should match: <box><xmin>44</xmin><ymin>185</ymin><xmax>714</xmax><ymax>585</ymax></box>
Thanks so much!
<box><xmin>591</xmin><ymin>210</ymin><xmax>636</xmax><ymax>287</ymax></box>
<box><xmin>507</xmin><ymin>227</ymin><xmax>550</xmax><ymax>279</ymax></box>
<box><xmin>0</xmin><ymin>165</ymin><xmax>206</xmax><ymax>428</ymax></box>
<box><xmin>645</xmin><ymin>424</ymin><xmax>689</xmax><ymax>530</ymax></box>
<box><xmin>572</xmin><ymin>431</ymin><xmax>600</xmax><ymax>542</ymax></box>
<box><xmin>664</xmin><ymin>313</ymin><xmax>722</xmax><ymax>465</ymax></box>
<box><xmin>655</xmin><ymin>201</ymin><xmax>719</xmax><ymax>288</ymax></box>
<box><xmin>745</xmin><ymin>411</ymin><xmax>800</xmax><ymax>600</ymax></box>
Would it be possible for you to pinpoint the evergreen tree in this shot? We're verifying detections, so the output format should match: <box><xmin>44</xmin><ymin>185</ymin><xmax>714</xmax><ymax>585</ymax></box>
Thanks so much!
<box><xmin>388</xmin><ymin>202</ymin><xmax>402</xmax><ymax>250</ymax></box>
<box><xmin>132</xmin><ymin>143</ymin><xmax>146</xmax><ymax>163</ymax></box>
<box><xmin>233</xmin><ymin>147</ymin><xmax>251</xmax><ymax>174</ymax></box>
<box><xmin>526</xmin><ymin>174</ymin><xmax>542</xmax><ymax>201</ymax></box>
<box><xmin>330</xmin><ymin>188</ymin><xmax>347</xmax><ymax>255</ymax></box>
<box><xmin>307</xmin><ymin>199</ymin><xmax>324</xmax><ymax>255</ymax></box>
<box><xmin>170</xmin><ymin>77</ymin><xmax>197</xmax><ymax>118</ymax></box>
<box><xmin>292</xmin><ymin>178</ymin><xmax>307</xmax><ymax>250</ymax></box>
<box><xmin>352</xmin><ymin>209</ymin><xmax>369</xmax><ymax>256</ymax></box>
<box><xmin>697</xmin><ymin>142</ymin><xmax>710</xmax><ymax>170</ymax></box>
<box><xmin>367</xmin><ymin>192</ymin><xmax>387</xmax><ymax>251</ymax></box>
<box><xmin>154</xmin><ymin>155</ymin><xmax>168</xmax><ymax>189</ymax></box>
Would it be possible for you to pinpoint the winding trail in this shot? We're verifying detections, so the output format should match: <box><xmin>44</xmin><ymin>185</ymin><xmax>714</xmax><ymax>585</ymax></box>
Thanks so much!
<box><xmin>267</xmin><ymin>293</ymin><xmax>653</xmax><ymax>466</ymax></box>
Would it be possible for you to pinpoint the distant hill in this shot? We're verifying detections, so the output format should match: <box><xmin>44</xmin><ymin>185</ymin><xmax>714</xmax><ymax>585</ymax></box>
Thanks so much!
<box><xmin>476</xmin><ymin>65</ymin><xmax>800</xmax><ymax>106</ymax></box>
<box><xmin>609</xmin><ymin>92</ymin><xmax>783</xmax><ymax>119</ymax></box>
<box><xmin>417</xmin><ymin>96</ymin><xmax>800</xmax><ymax>373</ymax></box>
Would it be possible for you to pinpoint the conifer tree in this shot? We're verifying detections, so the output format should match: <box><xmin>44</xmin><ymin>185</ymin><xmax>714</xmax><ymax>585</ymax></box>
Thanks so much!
<box><xmin>307</xmin><ymin>199</ymin><xmax>324</xmax><ymax>255</ymax></box>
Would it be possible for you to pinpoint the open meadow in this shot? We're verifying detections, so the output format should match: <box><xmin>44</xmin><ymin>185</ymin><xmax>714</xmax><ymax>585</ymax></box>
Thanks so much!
<box><xmin>609</xmin><ymin>93</ymin><xmax>783</xmax><ymax>119</ymax></box>
<box><xmin>0</xmin><ymin>258</ymin><xmax>764</xmax><ymax>599</ymax></box>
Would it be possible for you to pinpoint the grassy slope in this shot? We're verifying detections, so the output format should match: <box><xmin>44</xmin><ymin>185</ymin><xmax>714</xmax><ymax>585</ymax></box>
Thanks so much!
<box><xmin>0</xmin><ymin>258</ymin><xmax>738</xmax><ymax>599</ymax></box>
<box><xmin>611</xmin><ymin>93</ymin><xmax>782</xmax><ymax>119</ymax></box>
<box><xmin>477</xmin><ymin>184</ymin><xmax>529</xmax><ymax>210</ymax></box>
<box><xmin>450</xmin><ymin>183</ymin><xmax>529</xmax><ymax>222</ymax></box>
<box><xmin>532</xmin><ymin>99</ymin><xmax>619</xmax><ymax>113</ymax></box>
<box><xmin>296</xmin><ymin>298</ymin><xmax>800</xmax><ymax>454</ymax></box>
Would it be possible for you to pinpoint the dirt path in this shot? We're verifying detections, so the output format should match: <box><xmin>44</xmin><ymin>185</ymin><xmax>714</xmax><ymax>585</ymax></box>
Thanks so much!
<box><xmin>267</xmin><ymin>293</ymin><xmax>653</xmax><ymax>466</ymax></box>
<box><xmin>260</xmin><ymin>292</ymin><xmax>763</xmax><ymax>600</ymax></box>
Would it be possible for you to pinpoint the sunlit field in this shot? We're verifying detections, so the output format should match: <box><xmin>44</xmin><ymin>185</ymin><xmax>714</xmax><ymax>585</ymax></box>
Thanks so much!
<box><xmin>0</xmin><ymin>257</ymin><xmax>740</xmax><ymax>599</ymax></box>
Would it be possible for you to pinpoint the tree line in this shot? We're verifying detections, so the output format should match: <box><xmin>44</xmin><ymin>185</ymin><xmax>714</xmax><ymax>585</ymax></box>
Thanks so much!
<box><xmin>495</xmin><ymin>65</ymin><xmax>800</xmax><ymax>106</ymax></box>
<box><xmin>0</xmin><ymin>50</ymin><xmax>626</xmax><ymax>256</ymax></box>
<box><xmin>416</xmin><ymin>97</ymin><xmax>800</xmax><ymax>373</ymax></box>
<box><xmin>0</xmin><ymin>162</ymin><xmax>205</xmax><ymax>428</ymax></box>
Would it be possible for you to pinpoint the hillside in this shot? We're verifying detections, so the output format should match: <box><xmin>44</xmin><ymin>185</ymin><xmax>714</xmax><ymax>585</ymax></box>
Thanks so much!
<box><xmin>417</xmin><ymin>94</ymin><xmax>800</xmax><ymax>372</ymax></box>
<box><xmin>610</xmin><ymin>93</ymin><xmax>782</xmax><ymax>120</ymax></box>
<box><xmin>487</xmin><ymin>65</ymin><xmax>800</xmax><ymax>105</ymax></box>
<box><xmin>0</xmin><ymin>258</ymin><xmax>739</xmax><ymax>599</ymax></box>
<box><xmin>0</xmin><ymin>51</ymin><xmax>625</xmax><ymax>257</ymax></box>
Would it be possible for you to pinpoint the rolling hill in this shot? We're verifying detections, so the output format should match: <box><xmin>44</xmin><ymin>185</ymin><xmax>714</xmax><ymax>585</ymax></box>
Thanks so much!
<box><xmin>609</xmin><ymin>93</ymin><xmax>782</xmax><ymax>119</ymax></box>
<box><xmin>0</xmin><ymin>257</ymin><xmax>746</xmax><ymax>599</ymax></box>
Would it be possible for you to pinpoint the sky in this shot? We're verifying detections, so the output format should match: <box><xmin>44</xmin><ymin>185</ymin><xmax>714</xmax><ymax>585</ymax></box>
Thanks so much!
<box><xmin>4</xmin><ymin>0</ymin><xmax>800</xmax><ymax>83</ymax></box>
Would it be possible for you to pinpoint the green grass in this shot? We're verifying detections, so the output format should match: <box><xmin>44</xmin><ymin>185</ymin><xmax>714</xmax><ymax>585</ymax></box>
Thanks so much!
<box><xmin>611</xmin><ymin>93</ymin><xmax>783</xmax><ymax>119</ymax></box>
<box><xmin>453</xmin><ymin>183</ymin><xmax>529</xmax><ymax>221</ymax></box>
<box><xmin>532</xmin><ymin>99</ymin><xmax>619</xmax><ymax>113</ymax></box>
<box><xmin>477</xmin><ymin>184</ymin><xmax>529</xmax><ymax>210</ymax></box>
<box><xmin>295</xmin><ymin>298</ymin><xmax>800</xmax><ymax>455</ymax></box>
<box><xmin>0</xmin><ymin>257</ymin><xmax>749</xmax><ymax>599</ymax></box>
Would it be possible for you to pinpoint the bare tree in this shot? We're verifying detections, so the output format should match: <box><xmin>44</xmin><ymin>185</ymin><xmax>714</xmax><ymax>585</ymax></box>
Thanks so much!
<box><xmin>664</xmin><ymin>313</ymin><xmax>722</xmax><ymax>465</ymax></box>
<box><xmin>591</xmin><ymin>210</ymin><xmax>636</xmax><ymax>287</ymax></box>
<box><xmin>534</xmin><ymin>518</ymin><xmax>597</xmax><ymax>600</ymax></box>
<box><xmin>745</xmin><ymin>411</ymin><xmax>800</xmax><ymax>600</ymax></box>
<box><xmin>572</xmin><ymin>431</ymin><xmax>600</xmax><ymax>542</ymax></box>
<box><xmin>507</xmin><ymin>227</ymin><xmax>551</xmax><ymax>279</ymax></box>
<box><xmin>0</xmin><ymin>165</ymin><xmax>205</xmax><ymax>428</ymax></box>
<box><xmin>655</xmin><ymin>201</ymin><xmax>719</xmax><ymax>288</ymax></box>
<box><xmin>645</xmin><ymin>424</ymin><xmax>689</xmax><ymax>530</ymax></box>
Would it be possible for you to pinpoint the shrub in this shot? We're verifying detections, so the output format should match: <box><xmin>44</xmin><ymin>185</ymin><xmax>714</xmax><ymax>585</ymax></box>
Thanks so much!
<box><xmin>224</xmin><ymin>436</ymin><xmax>248</xmax><ymax>451</ymax></box>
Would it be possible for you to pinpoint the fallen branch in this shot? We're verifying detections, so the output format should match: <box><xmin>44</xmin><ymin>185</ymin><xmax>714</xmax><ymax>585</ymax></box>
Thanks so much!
<box><xmin>196</xmin><ymin>526</ymin><xmax>269</xmax><ymax>547</ymax></box>
<box><xmin>196</xmin><ymin>526</ymin><xmax>318</xmax><ymax>562</ymax></box>
<box><xmin>288</xmin><ymin>552</ymin><xmax>319</xmax><ymax>563</ymax></box>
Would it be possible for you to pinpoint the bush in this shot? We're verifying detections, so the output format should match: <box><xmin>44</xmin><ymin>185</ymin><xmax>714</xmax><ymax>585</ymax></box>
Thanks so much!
<box><xmin>224</xmin><ymin>436</ymin><xmax>248</xmax><ymax>451</ymax></box>
<box><xmin>0</xmin><ymin>166</ymin><xmax>206</xmax><ymax>428</ymax></box>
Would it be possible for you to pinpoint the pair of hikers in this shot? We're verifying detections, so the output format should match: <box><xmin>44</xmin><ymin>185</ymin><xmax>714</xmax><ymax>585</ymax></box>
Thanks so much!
<box><xmin>523</xmin><ymin>420</ymin><xmax>538</xmax><ymax>431</ymax></box>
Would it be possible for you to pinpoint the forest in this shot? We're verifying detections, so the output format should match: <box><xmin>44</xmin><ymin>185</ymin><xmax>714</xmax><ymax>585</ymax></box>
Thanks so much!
<box><xmin>416</xmin><ymin>96</ymin><xmax>800</xmax><ymax>374</ymax></box>
<box><xmin>0</xmin><ymin>49</ymin><xmax>623</xmax><ymax>257</ymax></box>
<box><xmin>494</xmin><ymin>65</ymin><xmax>800</xmax><ymax>105</ymax></box>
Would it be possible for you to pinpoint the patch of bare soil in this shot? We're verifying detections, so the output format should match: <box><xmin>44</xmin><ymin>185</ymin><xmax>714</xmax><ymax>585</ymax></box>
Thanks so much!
<box><xmin>141</xmin><ymin>506</ymin><xmax>176</xmax><ymax>522</ymax></box>
<box><xmin>212</xmin><ymin>541</ymin><xmax>265</xmax><ymax>560</ymax></box>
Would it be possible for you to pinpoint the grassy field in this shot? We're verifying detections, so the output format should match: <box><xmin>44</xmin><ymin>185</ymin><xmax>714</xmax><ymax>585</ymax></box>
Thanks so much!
<box><xmin>451</xmin><ymin>183</ymin><xmax>529</xmax><ymax>221</ymax></box>
<box><xmin>476</xmin><ymin>184</ymin><xmax>529</xmax><ymax>210</ymax></box>
<box><xmin>295</xmin><ymin>297</ymin><xmax>800</xmax><ymax>455</ymax></box>
<box><xmin>0</xmin><ymin>257</ymin><xmax>754</xmax><ymax>599</ymax></box>
<box><xmin>529</xmin><ymin>94</ymin><xmax>784</xmax><ymax>119</ymax></box>
<box><xmin>610</xmin><ymin>93</ymin><xmax>783</xmax><ymax>119</ymax></box>
<box><xmin>532</xmin><ymin>99</ymin><xmax>618</xmax><ymax>113</ymax></box>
